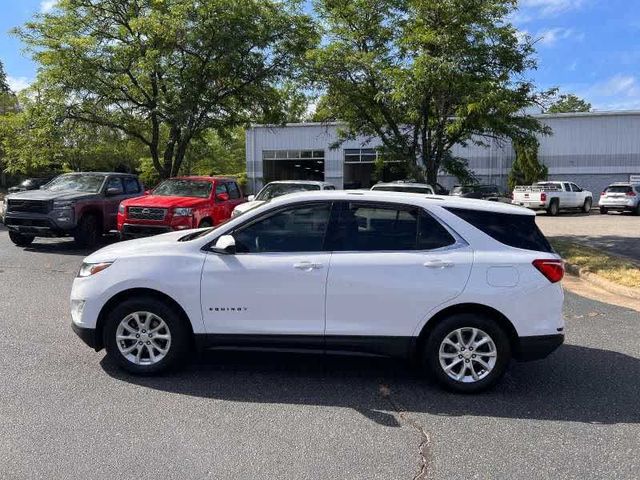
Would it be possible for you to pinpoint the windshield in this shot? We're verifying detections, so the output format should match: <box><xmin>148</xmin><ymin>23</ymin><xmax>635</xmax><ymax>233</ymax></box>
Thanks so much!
<box><xmin>153</xmin><ymin>179</ymin><xmax>213</xmax><ymax>198</ymax></box>
<box><xmin>44</xmin><ymin>174</ymin><xmax>106</xmax><ymax>193</ymax></box>
<box><xmin>255</xmin><ymin>183</ymin><xmax>321</xmax><ymax>201</ymax></box>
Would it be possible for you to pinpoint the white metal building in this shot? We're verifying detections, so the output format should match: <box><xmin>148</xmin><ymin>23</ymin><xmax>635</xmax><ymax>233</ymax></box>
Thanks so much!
<box><xmin>245</xmin><ymin>111</ymin><xmax>640</xmax><ymax>198</ymax></box>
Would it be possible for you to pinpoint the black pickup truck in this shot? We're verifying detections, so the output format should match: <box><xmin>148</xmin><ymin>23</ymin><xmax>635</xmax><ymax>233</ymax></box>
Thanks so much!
<box><xmin>1</xmin><ymin>172</ymin><xmax>143</xmax><ymax>247</ymax></box>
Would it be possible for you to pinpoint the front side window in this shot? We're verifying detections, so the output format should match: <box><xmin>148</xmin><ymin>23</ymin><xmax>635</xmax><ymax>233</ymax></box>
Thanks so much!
<box><xmin>326</xmin><ymin>202</ymin><xmax>454</xmax><ymax>251</ymax></box>
<box><xmin>234</xmin><ymin>202</ymin><xmax>331</xmax><ymax>253</ymax></box>
<box><xmin>123</xmin><ymin>177</ymin><xmax>140</xmax><ymax>194</ymax></box>
<box><xmin>227</xmin><ymin>182</ymin><xmax>241</xmax><ymax>199</ymax></box>
<box><xmin>106</xmin><ymin>177</ymin><xmax>124</xmax><ymax>194</ymax></box>
<box><xmin>44</xmin><ymin>174</ymin><xmax>106</xmax><ymax>193</ymax></box>
<box><xmin>153</xmin><ymin>179</ymin><xmax>213</xmax><ymax>198</ymax></box>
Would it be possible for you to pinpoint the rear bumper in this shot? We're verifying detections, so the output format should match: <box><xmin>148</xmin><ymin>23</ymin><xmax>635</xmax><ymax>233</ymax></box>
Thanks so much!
<box><xmin>71</xmin><ymin>323</ymin><xmax>101</xmax><ymax>351</ymax></box>
<box><xmin>515</xmin><ymin>334</ymin><xmax>564</xmax><ymax>361</ymax></box>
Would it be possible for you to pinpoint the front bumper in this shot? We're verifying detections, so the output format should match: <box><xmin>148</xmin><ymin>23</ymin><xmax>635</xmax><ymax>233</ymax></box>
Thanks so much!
<box><xmin>515</xmin><ymin>334</ymin><xmax>564</xmax><ymax>361</ymax></box>
<box><xmin>71</xmin><ymin>323</ymin><xmax>101</xmax><ymax>350</ymax></box>
<box><xmin>3</xmin><ymin>212</ymin><xmax>74</xmax><ymax>236</ymax></box>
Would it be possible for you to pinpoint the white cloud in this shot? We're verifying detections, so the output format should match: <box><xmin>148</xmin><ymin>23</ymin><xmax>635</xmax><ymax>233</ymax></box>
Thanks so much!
<box><xmin>7</xmin><ymin>76</ymin><xmax>31</xmax><ymax>92</ymax></box>
<box><xmin>516</xmin><ymin>0</ymin><xmax>585</xmax><ymax>21</ymax></box>
<box><xmin>40</xmin><ymin>0</ymin><xmax>57</xmax><ymax>13</ymax></box>
<box><xmin>592</xmin><ymin>75</ymin><xmax>640</xmax><ymax>98</ymax></box>
<box><xmin>537</xmin><ymin>27</ymin><xmax>584</xmax><ymax>46</ymax></box>
<box><xmin>576</xmin><ymin>75</ymin><xmax>640</xmax><ymax>110</ymax></box>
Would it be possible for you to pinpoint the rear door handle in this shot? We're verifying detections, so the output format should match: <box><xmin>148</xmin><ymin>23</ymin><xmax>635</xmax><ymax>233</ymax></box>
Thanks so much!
<box><xmin>423</xmin><ymin>260</ymin><xmax>454</xmax><ymax>269</ymax></box>
<box><xmin>293</xmin><ymin>262</ymin><xmax>323</xmax><ymax>271</ymax></box>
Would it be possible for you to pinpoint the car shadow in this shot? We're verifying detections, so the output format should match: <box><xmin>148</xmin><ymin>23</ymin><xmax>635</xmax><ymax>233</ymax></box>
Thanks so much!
<box><xmin>101</xmin><ymin>344</ymin><xmax>640</xmax><ymax>426</ymax></box>
<box><xmin>20</xmin><ymin>234</ymin><xmax>119</xmax><ymax>257</ymax></box>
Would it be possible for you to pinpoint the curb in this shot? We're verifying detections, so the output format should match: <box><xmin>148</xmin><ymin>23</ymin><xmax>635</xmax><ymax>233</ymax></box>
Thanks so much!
<box><xmin>564</xmin><ymin>262</ymin><xmax>640</xmax><ymax>300</ymax></box>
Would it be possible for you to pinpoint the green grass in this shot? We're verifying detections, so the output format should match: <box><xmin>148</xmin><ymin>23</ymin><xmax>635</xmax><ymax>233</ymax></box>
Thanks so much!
<box><xmin>551</xmin><ymin>239</ymin><xmax>640</xmax><ymax>289</ymax></box>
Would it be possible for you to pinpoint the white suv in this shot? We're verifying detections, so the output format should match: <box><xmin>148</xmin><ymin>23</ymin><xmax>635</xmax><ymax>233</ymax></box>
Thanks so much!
<box><xmin>71</xmin><ymin>191</ymin><xmax>565</xmax><ymax>392</ymax></box>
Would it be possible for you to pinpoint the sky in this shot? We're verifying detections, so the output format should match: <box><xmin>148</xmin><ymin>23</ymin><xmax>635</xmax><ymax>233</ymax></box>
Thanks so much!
<box><xmin>1</xmin><ymin>0</ymin><xmax>640</xmax><ymax>111</ymax></box>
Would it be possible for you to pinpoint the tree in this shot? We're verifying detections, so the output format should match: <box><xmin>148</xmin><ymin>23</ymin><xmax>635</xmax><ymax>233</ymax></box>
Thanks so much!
<box><xmin>0</xmin><ymin>60</ymin><xmax>9</xmax><ymax>93</ymax></box>
<box><xmin>309</xmin><ymin>0</ymin><xmax>552</xmax><ymax>184</ymax></box>
<box><xmin>547</xmin><ymin>94</ymin><xmax>591</xmax><ymax>113</ymax></box>
<box><xmin>17</xmin><ymin>0</ymin><xmax>317</xmax><ymax>179</ymax></box>
<box><xmin>507</xmin><ymin>138</ymin><xmax>547</xmax><ymax>191</ymax></box>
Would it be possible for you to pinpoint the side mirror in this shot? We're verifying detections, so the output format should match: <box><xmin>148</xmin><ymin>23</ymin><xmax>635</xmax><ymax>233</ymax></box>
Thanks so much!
<box><xmin>211</xmin><ymin>234</ymin><xmax>236</xmax><ymax>255</ymax></box>
<box><xmin>247</xmin><ymin>195</ymin><xmax>255</xmax><ymax>202</ymax></box>
<box><xmin>106</xmin><ymin>187</ymin><xmax>123</xmax><ymax>196</ymax></box>
<box><xmin>216</xmin><ymin>192</ymin><xmax>230</xmax><ymax>202</ymax></box>
<box><xmin>144</xmin><ymin>189</ymin><xmax>152</xmax><ymax>195</ymax></box>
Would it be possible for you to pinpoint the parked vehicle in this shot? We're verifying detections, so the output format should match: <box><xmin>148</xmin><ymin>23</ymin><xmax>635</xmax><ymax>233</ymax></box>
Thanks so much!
<box><xmin>451</xmin><ymin>184</ymin><xmax>510</xmax><ymax>202</ymax></box>
<box><xmin>598</xmin><ymin>183</ymin><xmax>640</xmax><ymax>215</ymax></box>
<box><xmin>118</xmin><ymin>176</ymin><xmax>244</xmax><ymax>238</ymax></box>
<box><xmin>371</xmin><ymin>180</ymin><xmax>435</xmax><ymax>195</ymax></box>
<box><xmin>3</xmin><ymin>172</ymin><xmax>143</xmax><ymax>247</ymax></box>
<box><xmin>8</xmin><ymin>176</ymin><xmax>55</xmax><ymax>193</ymax></box>
<box><xmin>512</xmin><ymin>181</ymin><xmax>593</xmax><ymax>216</ymax></box>
<box><xmin>231</xmin><ymin>180</ymin><xmax>334</xmax><ymax>218</ymax></box>
<box><xmin>71</xmin><ymin>190</ymin><xmax>564</xmax><ymax>393</ymax></box>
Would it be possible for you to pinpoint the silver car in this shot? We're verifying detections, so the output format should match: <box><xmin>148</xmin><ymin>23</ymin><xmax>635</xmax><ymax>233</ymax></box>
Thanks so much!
<box><xmin>598</xmin><ymin>183</ymin><xmax>640</xmax><ymax>215</ymax></box>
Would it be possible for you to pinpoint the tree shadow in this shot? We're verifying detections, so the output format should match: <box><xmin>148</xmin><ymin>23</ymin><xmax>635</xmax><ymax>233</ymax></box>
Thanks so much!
<box><xmin>101</xmin><ymin>344</ymin><xmax>640</xmax><ymax>426</ymax></box>
<box><xmin>550</xmin><ymin>234</ymin><xmax>640</xmax><ymax>263</ymax></box>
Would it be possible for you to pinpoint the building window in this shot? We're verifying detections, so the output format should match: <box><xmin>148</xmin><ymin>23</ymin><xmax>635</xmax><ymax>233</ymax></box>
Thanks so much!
<box><xmin>344</xmin><ymin>148</ymin><xmax>379</xmax><ymax>163</ymax></box>
<box><xmin>262</xmin><ymin>149</ymin><xmax>325</xmax><ymax>183</ymax></box>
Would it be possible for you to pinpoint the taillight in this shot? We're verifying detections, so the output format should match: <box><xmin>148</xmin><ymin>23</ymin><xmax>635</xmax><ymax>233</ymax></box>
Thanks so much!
<box><xmin>626</xmin><ymin>191</ymin><xmax>636</xmax><ymax>197</ymax></box>
<box><xmin>532</xmin><ymin>259</ymin><xmax>564</xmax><ymax>283</ymax></box>
<box><xmin>540</xmin><ymin>192</ymin><xmax>547</xmax><ymax>202</ymax></box>
<box><xmin>601</xmin><ymin>191</ymin><xmax>606</xmax><ymax>196</ymax></box>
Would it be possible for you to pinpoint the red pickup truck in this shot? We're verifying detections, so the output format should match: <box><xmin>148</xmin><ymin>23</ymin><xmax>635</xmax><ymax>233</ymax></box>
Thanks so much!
<box><xmin>117</xmin><ymin>176</ymin><xmax>245</xmax><ymax>238</ymax></box>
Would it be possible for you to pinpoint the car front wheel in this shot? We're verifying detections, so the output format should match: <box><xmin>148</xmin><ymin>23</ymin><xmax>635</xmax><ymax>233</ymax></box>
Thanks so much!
<box><xmin>103</xmin><ymin>297</ymin><xmax>190</xmax><ymax>374</ymax></box>
<box><xmin>424</xmin><ymin>314</ymin><xmax>511</xmax><ymax>393</ymax></box>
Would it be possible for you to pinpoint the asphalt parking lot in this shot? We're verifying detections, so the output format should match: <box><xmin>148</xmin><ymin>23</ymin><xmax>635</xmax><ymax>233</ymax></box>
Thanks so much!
<box><xmin>0</xmin><ymin>225</ymin><xmax>639</xmax><ymax>479</ymax></box>
<box><xmin>537</xmin><ymin>211</ymin><xmax>640</xmax><ymax>262</ymax></box>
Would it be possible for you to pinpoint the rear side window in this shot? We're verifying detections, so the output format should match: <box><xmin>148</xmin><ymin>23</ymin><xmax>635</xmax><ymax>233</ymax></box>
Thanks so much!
<box><xmin>327</xmin><ymin>202</ymin><xmax>455</xmax><ymax>251</ymax></box>
<box><xmin>444</xmin><ymin>207</ymin><xmax>553</xmax><ymax>253</ymax></box>
<box><xmin>226</xmin><ymin>182</ymin><xmax>241</xmax><ymax>199</ymax></box>
<box><xmin>124</xmin><ymin>177</ymin><xmax>141</xmax><ymax>194</ymax></box>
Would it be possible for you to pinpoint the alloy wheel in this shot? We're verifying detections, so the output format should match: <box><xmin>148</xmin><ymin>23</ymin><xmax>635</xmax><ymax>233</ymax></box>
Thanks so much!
<box><xmin>438</xmin><ymin>327</ymin><xmax>497</xmax><ymax>383</ymax></box>
<box><xmin>115</xmin><ymin>311</ymin><xmax>172</xmax><ymax>365</ymax></box>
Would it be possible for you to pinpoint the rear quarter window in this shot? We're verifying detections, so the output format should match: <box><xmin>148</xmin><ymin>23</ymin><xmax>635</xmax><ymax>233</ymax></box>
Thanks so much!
<box><xmin>444</xmin><ymin>207</ymin><xmax>553</xmax><ymax>253</ymax></box>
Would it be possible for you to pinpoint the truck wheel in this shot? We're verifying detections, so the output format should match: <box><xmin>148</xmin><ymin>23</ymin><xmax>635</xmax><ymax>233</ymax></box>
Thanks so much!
<box><xmin>547</xmin><ymin>200</ymin><xmax>559</xmax><ymax>216</ymax></box>
<box><xmin>8</xmin><ymin>231</ymin><xmax>35</xmax><ymax>247</ymax></box>
<box><xmin>600</xmin><ymin>207</ymin><xmax>608</xmax><ymax>215</ymax></box>
<box><xmin>582</xmin><ymin>198</ymin><xmax>592</xmax><ymax>214</ymax></box>
<box><xmin>73</xmin><ymin>214</ymin><xmax>101</xmax><ymax>248</ymax></box>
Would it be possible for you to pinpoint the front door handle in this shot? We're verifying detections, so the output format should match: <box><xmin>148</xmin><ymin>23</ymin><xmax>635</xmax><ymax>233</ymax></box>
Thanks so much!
<box><xmin>423</xmin><ymin>260</ymin><xmax>454</xmax><ymax>269</ymax></box>
<box><xmin>293</xmin><ymin>262</ymin><xmax>323</xmax><ymax>271</ymax></box>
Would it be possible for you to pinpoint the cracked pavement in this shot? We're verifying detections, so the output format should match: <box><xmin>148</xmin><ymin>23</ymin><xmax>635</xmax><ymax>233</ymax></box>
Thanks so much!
<box><xmin>0</xmin><ymin>226</ymin><xmax>639</xmax><ymax>479</ymax></box>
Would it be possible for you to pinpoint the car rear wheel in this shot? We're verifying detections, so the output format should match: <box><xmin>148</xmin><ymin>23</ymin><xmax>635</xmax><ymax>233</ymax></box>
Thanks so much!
<box><xmin>582</xmin><ymin>198</ymin><xmax>592</xmax><ymax>213</ymax></box>
<box><xmin>424</xmin><ymin>314</ymin><xmax>511</xmax><ymax>393</ymax></box>
<box><xmin>74</xmin><ymin>214</ymin><xmax>101</xmax><ymax>247</ymax></box>
<box><xmin>547</xmin><ymin>200</ymin><xmax>559</xmax><ymax>216</ymax></box>
<box><xmin>600</xmin><ymin>207</ymin><xmax>608</xmax><ymax>215</ymax></box>
<box><xmin>8</xmin><ymin>231</ymin><xmax>35</xmax><ymax>247</ymax></box>
<box><xmin>104</xmin><ymin>297</ymin><xmax>190</xmax><ymax>374</ymax></box>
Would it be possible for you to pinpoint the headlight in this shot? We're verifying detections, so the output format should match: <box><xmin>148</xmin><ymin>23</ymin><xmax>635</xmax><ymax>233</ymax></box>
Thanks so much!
<box><xmin>118</xmin><ymin>204</ymin><xmax>125</xmax><ymax>214</ymax></box>
<box><xmin>173</xmin><ymin>207</ymin><xmax>193</xmax><ymax>217</ymax></box>
<box><xmin>53</xmin><ymin>200</ymin><xmax>74</xmax><ymax>210</ymax></box>
<box><xmin>77</xmin><ymin>261</ymin><xmax>113</xmax><ymax>278</ymax></box>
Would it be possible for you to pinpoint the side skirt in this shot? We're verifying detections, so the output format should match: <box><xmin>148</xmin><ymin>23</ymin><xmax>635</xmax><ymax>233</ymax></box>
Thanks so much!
<box><xmin>194</xmin><ymin>334</ymin><xmax>414</xmax><ymax>359</ymax></box>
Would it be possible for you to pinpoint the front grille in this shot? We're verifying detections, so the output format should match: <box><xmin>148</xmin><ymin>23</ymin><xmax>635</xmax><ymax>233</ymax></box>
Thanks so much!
<box><xmin>128</xmin><ymin>207</ymin><xmax>167</xmax><ymax>221</ymax></box>
<box><xmin>7</xmin><ymin>199</ymin><xmax>51</xmax><ymax>214</ymax></box>
<box><xmin>5</xmin><ymin>217</ymin><xmax>52</xmax><ymax>227</ymax></box>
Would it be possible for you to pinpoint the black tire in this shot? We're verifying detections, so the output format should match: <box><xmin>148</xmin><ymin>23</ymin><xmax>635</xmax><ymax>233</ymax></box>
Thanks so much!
<box><xmin>600</xmin><ymin>207</ymin><xmax>608</xmax><ymax>215</ymax></box>
<box><xmin>423</xmin><ymin>313</ymin><xmax>511</xmax><ymax>393</ymax></box>
<box><xmin>634</xmin><ymin>204</ymin><xmax>640</xmax><ymax>216</ymax></box>
<box><xmin>582</xmin><ymin>197</ymin><xmax>592</xmax><ymax>214</ymax></box>
<box><xmin>118</xmin><ymin>231</ymin><xmax>131</xmax><ymax>241</ymax></box>
<box><xmin>198</xmin><ymin>219</ymin><xmax>212</xmax><ymax>228</ymax></box>
<box><xmin>73</xmin><ymin>214</ymin><xmax>100</xmax><ymax>247</ymax></box>
<box><xmin>8</xmin><ymin>230</ymin><xmax>35</xmax><ymax>247</ymax></box>
<box><xmin>103</xmin><ymin>296</ymin><xmax>190</xmax><ymax>375</ymax></box>
<box><xmin>546</xmin><ymin>200</ymin><xmax>559</xmax><ymax>216</ymax></box>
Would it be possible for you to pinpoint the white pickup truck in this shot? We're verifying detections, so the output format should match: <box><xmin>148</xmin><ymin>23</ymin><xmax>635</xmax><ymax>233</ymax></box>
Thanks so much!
<box><xmin>512</xmin><ymin>181</ymin><xmax>593</xmax><ymax>216</ymax></box>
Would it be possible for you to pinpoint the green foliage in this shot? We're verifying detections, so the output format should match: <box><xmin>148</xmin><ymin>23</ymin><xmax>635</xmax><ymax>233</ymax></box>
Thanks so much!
<box><xmin>507</xmin><ymin>139</ymin><xmax>548</xmax><ymax>191</ymax></box>
<box><xmin>547</xmin><ymin>94</ymin><xmax>591</xmax><ymax>113</ymax></box>
<box><xmin>308</xmin><ymin>0</ymin><xmax>552</xmax><ymax>184</ymax></box>
<box><xmin>0</xmin><ymin>60</ymin><xmax>9</xmax><ymax>93</ymax></box>
<box><xmin>16</xmin><ymin>0</ymin><xmax>317</xmax><ymax>179</ymax></box>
